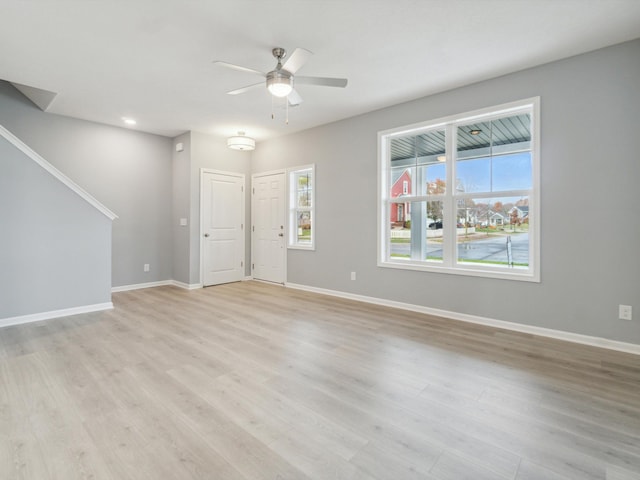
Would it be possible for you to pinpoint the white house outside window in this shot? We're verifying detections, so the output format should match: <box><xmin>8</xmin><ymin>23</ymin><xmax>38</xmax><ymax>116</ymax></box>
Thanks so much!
<box><xmin>378</xmin><ymin>98</ymin><xmax>540</xmax><ymax>282</ymax></box>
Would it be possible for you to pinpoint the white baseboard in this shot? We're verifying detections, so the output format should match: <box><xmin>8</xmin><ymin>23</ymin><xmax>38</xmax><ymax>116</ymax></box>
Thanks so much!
<box><xmin>0</xmin><ymin>302</ymin><xmax>113</xmax><ymax>329</ymax></box>
<box><xmin>111</xmin><ymin>280</ymin><xmax>172</xmax><ymax>293</ymax></box>
<box><xmin>171</xmin><ymin>280</ymin><xmax>202</xmax><ymax>290</ymax></box>
<box><xmin>285</xmin><ymin>282</ymin><xmax>640</xmax><ymax>356</ymax></box>
<box><xmin>243</xmin><ymin>276</ymin><xmax>253</xmax><ymax>281</ymax></box>
<box><xmin>112</xmin><ymin>280</ymin><xmax>203</xmax><ymax>292</ymax></box>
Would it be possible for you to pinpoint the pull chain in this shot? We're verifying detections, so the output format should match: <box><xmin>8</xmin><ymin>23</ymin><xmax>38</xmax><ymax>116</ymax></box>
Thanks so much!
<box><xmin>269</xmin><ymin>95</ymin><xmax>289</xmax><ymax>124</ymax></box>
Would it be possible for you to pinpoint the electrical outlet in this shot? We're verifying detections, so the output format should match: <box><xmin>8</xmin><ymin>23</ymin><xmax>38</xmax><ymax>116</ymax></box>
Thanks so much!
<box><xmin>619</xmin><ymin>305</ymin><xmax>632</xmax><ymax>320</ymax></box>
<box><xmin>144</xmin><ymin>264</ymin><xmax>150</xmax><ymax>273</ymax></box>
<box><xmin>351</xmin><ymin>271</ymin><xmax>356</xmax><ymax>281</ymax></box>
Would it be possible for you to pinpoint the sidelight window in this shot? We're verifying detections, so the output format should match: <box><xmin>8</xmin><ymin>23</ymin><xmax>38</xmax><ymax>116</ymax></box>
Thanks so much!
<box><xmin>288</xmin><ymin>165</ymin><xmax>315</xmax><ymax>250</ymax></box>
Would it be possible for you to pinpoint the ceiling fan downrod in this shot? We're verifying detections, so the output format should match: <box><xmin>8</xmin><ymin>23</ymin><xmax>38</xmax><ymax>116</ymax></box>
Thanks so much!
<box><xmin>272</xmin><ymin>47</ymin><xmax>287</xmax><ymax>68</ymax></box>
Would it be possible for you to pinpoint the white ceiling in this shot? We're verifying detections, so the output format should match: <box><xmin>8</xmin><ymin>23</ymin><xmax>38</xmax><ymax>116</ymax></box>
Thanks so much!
<box><xmin>2</xmin><ymin>1</ymin><xmax>640</xmax><ymax>142</ymax></box>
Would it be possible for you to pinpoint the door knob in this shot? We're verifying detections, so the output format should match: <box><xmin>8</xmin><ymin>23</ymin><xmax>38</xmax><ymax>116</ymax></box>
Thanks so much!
<box><xmin>204</xmin><ymin>233</ymin><xmax>210</xmax><ymax>237</ymax></box>
<box><xmin>278</xmin><ymin>233</ymin><xmax>284</xmax><ymax>237</ymax></box>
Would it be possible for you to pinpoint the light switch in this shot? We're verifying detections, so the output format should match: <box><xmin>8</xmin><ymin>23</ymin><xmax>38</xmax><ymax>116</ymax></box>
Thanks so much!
<box><xmin>179</xmin><ymin>218</ymin><xmax>188</xmax><ymax>226</ymax></box>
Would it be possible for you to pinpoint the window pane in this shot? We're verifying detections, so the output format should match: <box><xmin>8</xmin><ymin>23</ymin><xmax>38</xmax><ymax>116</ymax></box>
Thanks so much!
<box><xmin>492</xmin><ymin>152</ymin><xmax>531</xmax><ymax>191</ymax></box>
<box><xmin>389</xmin><ymin>201</ymin><xmax>443</xmax><ymax>262</ymax></box>
<box><xmin>297</xmin><ymin>190</ymin><xmax>311</xmax><ymax>207</ymax></box>
<box><xmin>295</xmin><ymin>171</ymin><xmax>312</xmax><ymax>208</ymax></box>
<box><xmin>421</xmin><ymin>162</ymin><xmax>446</xmax><ymax>197</ymax></box>
<box><xmin>390</xmin><ymin>129</ymin><xmax>446</xmax><ymax>197</ymax></box>
<box><xmin>296</xmin><ymin>211</ymin><xmax>312</xmax><ymax>244</ymax></box>
<box><xmin>390</xmin><ymin>166</ymin><xmax>414</xmax><ymax>199</ymax></box>
<box><xmin>416</xmin><ymin>129</ymin><xmax>446</xmax><ymax>162</ymax></box>
<box><xmin>416</xmin><ymin>130</ymin><xmax>446</xmax><ymax>195</ymax></box>
<box><xmin>456</xmin><ymin>113</ymin><xmax>531</xmax><ymax>194</ymax></box>
<box><xmin>426</xmin><ymin>200</ymin><xmax>444</xmax><ymax>262</ymax></box>
<box><xmin>457</xmin><ymin>114</ymin><xmax>530</xmax><ymax>156</ymax></box>
<box><xmin>297</xmin><ymin>171</ymin><xmax>311</xmax><ymax>188</ymax></box>
<box><xmin>456</xmin><ymin>196</ymin><xmax>530</xmax><ymax>267</ymax></box>
<box><xmin>456</xmin><ymin>157</ymin><xmax>491</xmax><ymax>193</ymax></box>
<box><xmin>390</xmin><ymin>200</ymin><xmax>409</xmax><ymax>226</ymax></box>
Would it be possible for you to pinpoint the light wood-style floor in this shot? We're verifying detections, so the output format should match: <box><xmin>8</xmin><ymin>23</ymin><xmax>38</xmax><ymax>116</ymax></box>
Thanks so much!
<box><xmin>1</xmin><ymin>281</ymin><xmax>639</xmax><ymax>480</ymax></box>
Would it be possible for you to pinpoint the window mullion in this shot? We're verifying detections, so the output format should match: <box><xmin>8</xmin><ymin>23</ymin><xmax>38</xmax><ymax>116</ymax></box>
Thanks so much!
<box><xmin>442</xmin><ymin>124</ymin><xmax>456</xmax><ymax>267</ymax></box>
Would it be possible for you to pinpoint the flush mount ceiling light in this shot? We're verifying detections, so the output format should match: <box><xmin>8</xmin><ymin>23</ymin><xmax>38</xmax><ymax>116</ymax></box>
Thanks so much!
<box><xmin>469</xmin><ymin>129</ymin><xmax>482</xmax><ymax>135</ymax></box>
<box><xmin>227</xmin><ymin>131</ymin><xmax>255</xmax><ymax>151</ymax></box>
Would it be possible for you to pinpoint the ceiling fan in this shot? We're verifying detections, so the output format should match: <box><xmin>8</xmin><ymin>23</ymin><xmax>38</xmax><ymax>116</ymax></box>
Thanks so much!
<box><xmin>213</xmin><ymin>47</ymin><xmax>348</xmax><ymax>106</ymax></box>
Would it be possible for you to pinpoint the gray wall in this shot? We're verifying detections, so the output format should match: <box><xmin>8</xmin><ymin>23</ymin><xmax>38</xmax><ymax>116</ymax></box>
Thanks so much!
<box><xmin>0</xmin><ymin>81</ymin><xmax>251</xmax><ymax>292</ymax></box>
<box><xmin>170</xmin><ymin>129</ymin><xmax>253</xmax><ymax>286</ymax></box>
<box><xmin>251</xmin><ymin>39</ymin><xmax>640</xmax><ymax>345</ymax></box>
<box><xmin>0</xmin><ymin>81</ymin><xmax>173</xmax><ymax>288</ymax></box>
<box><xmin>0</xmin><ymin>135</ymin><xmax>112</xmax><ymax>317</ymax></box>
<box><xmin>172</xmin><ymin>132</ymin><xmax>191</xmax><ymax>284</ymax></box>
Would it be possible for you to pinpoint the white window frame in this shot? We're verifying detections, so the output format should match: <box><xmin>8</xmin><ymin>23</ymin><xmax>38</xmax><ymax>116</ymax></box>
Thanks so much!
<box><xmin>288</xmin><ymin>164</ymin><xmax>315</xmax><ymax>250</ymax></box>
<box><xmin>378</xmin><ymin>97</ymin><xmax>540</xmax><ymax>282</ymax></box>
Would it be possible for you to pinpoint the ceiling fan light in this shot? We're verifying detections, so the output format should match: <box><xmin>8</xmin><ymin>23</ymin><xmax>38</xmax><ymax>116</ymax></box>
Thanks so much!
<box><xmin>227</xmin><ymin>132</ymin><xmax>255</xmax><ymax>151</ymax></box>
<box><xmin>266</xmin><ymin>71</ymin><xmax>293</xmax><ymax>97</ymax></box>
<box><xmin>268</xmin><ymin>83</ymin><xmax>292</xmax><ymax>97</ymax></box>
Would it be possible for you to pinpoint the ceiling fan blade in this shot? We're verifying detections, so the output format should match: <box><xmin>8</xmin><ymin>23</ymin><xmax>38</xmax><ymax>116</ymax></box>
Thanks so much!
<box><xmin>295</xmin><ymin>76</ymin><xmax>348</xmax><ymax>88</ymax></box>
<box><xmin>288</xmin><ymin>89</ymin><xmax>303</xmax><ymax>106</ymax></box>
<box><xmin>282</xmin><ymin>48</ymin><xmax>312</xmax><ymax>74</ymax></box>
<box><xmin>213</xmin><ymin>61</ymin><xmax>266</xmax><ymax>77</ymax></box>
<box><xmin>227</xmin><ymin>82</ymin><xmax>264</xmax><ymax>95</ymax></box>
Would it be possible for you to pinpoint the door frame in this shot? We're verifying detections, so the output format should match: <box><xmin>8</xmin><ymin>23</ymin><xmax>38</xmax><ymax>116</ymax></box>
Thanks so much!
<box><xmin>200</xmin><ymin>168</ymin><xmax>246</xmax><ymax>286</ymax></box>
<box><xmin>251</xmin><ymin>169</ymin><xmax>287</xmax><ymax>284</ymax></box>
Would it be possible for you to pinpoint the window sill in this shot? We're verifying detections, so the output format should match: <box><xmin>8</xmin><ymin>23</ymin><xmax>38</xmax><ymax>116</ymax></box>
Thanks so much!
<box><xmin>378</xmin><ymin>259</ymin><xmax>539</xmax><ymax>282</ymax></box>
<box><xmin>288</xmin><ymin>245</ymin><xmax>315</xmax><ymax>251</ymax></box>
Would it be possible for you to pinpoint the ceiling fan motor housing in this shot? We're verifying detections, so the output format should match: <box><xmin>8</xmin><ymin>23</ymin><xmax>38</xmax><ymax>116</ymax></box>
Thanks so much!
<box><xmin>272</xmin><ymin>47</ymin><xmax>287</xmax><ymax>61</ymax></box>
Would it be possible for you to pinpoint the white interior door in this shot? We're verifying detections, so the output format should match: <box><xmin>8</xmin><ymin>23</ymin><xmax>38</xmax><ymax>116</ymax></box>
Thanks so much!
<box><xmin>202</xmin><ymin>171</ymin><xmax>244</xmax><ymax>286</ymax></box>
<box><xmin>252</xmin><ymin>172</ymin><xmax>285</xmax><ymax>283</ymax></box>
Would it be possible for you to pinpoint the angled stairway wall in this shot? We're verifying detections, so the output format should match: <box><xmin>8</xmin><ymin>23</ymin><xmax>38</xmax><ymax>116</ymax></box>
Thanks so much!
<box><xmin>0</xmin><ymin>126</ymin><xmax>117</xmax><ymax>324</ymax></box>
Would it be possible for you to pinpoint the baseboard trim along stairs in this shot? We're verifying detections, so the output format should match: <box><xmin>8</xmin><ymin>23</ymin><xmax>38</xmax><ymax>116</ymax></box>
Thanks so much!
<box><xmin>0</xmin><ymin>302</ymin><xmax>114</xmax><ymax>329</ymax></box>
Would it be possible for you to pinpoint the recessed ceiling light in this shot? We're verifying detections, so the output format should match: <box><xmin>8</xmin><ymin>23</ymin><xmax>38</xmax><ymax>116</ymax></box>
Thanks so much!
<box><xmin>122</xmin><ymin>117</ymin><xmax>137</xmax><ymax>125</ymax></box>
<box><xmin>469</xmin><ymin>129</ymin><xmax>481</xmax><ymax>135</ymax></box>
<box><xmin>437</xmin><ymin>155</ymin><xmax>446</xmax><ymax>162</ymax></box>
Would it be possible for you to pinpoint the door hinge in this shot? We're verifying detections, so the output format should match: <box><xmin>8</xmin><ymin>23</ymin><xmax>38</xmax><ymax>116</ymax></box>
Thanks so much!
<box><xmin>252</xmin><ymin>187</ymin><xmax>255</xmax><ymax>194</ymax></box>
<box><xmin>252</xmin><ymin>263</ymin><xmax>254</xmax><ymax>269</ymax></box>
<box><xmin>252</xmin><ymin>225</ymin><xmax>255</xmax><ymax>232</ymax></box>
<box><xmin>241</xmin><ymin>186</ymin><xmax>244</xmax><ymax>192</ymax></box>
<box><xmin>241</xmin><ymin>223</ymin><xmax>243</xmax><ymax>230</ymax></box>
<box><xmin>241</xmin><ymin>261</ymin><xmax>243</xmax><ymax>267</ymax></box>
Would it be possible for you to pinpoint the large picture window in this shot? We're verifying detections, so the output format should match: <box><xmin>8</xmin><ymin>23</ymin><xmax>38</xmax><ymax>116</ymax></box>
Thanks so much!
<box><xmin>378</xmin><ymin>98</ymin><xmax>539</xmax><ymax>281</ymax></box>
<box><xmin>288</xmin><ymin>165</ymin><xmax>315</xmax><ymax>250</ymax></box>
